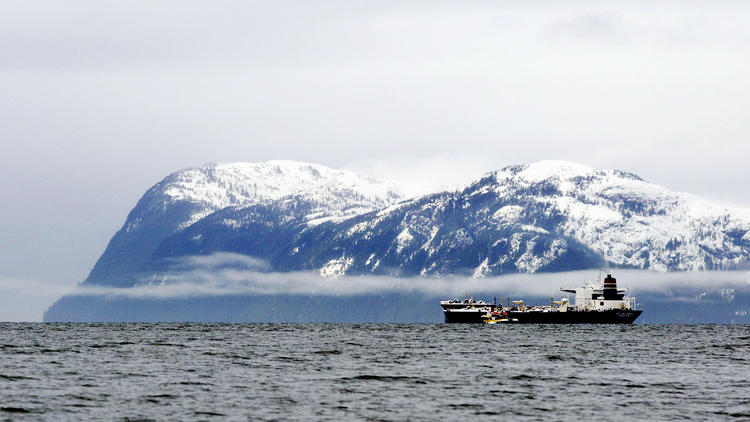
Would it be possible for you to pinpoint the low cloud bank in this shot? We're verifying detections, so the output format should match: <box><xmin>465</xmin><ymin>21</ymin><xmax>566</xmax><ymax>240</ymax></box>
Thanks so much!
<box><xmin>0</xmin><ymin>275</ymin><xmax>75</xmax><ymax>321</ymax></box>
<box><xmin>7</xmin><ymin>253</ymin><xmax>750</xmax><ymax>316</ymax></box>
<box><xmin>54</xmin><ymin>253</ymin><xmax>750</xmax><ymax>300</ymax></box>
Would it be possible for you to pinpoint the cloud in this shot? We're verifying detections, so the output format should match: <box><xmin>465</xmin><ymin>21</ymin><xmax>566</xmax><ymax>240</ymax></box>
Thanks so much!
<box><xmin>0</xmin><ymin>275</ymin><xmax>73</xmax><ymax>322</ymax></box>
<box><xmin>539</xmin><ymin>13</ymin><xmax>627</xmax><ymax>44</ymax></box>
<box><xmin>343</xmin><ymin>153</ymin><xmax>501</xmax><ymax>197</ymax></box>
<box><xmin>172</xmin><ymin>252</ymin><xmax>271</xmax><ymax>272</ymax></box>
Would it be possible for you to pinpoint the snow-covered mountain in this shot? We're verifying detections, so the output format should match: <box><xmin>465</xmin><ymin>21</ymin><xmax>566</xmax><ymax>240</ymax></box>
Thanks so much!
<box><xmin>284</xmin><ymin>160</ymin><xmax>750</xmax><ymax>277</ymax></box>
<box><xmin>45</xmin><ymin>159</ymin><xmax>750</xmax><ymax>322</ymax></box>
<box><xmin>75</xmin><ymin>159</ymin><xmax>750</xmax><ymax>288</ymax></box>
<box><xmin>127</xmin><ymin>160</ymin><xmax>750</xmax><ymax>280</ymax></box>
<box><xmin>83</xmin><ymin>161</ymin><xmax>405</xmax><ymax>286</ymax></box>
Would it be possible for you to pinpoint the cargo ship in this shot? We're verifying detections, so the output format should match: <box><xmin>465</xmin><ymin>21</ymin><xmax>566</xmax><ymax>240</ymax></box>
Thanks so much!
<box><xmin>440</xmin><ymin>274</ymin><xmax>642</xmax><ymax>324</ymax></box>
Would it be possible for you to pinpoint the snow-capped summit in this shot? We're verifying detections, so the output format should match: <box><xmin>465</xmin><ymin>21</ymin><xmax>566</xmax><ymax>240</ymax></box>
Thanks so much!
<box><xmin>142</xmin><ymin>160</ymin><xmax>405</xmax><ymax>229</ymax></box>
<box><xmin>514</xmin><ymin>160</ymin><xmax>597</xmax><ymax>183</ymax></box>
<box><xmin>161</xmin><ymin>160</ymin><xmax>403</xmax><ymax>207</ymax></box>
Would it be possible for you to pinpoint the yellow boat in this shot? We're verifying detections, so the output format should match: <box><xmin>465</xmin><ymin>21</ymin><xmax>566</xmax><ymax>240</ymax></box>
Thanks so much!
<box><xmin>482</xmin><ymin>311</ymin><xmax>517</xmax><ymax>324</ymax></box>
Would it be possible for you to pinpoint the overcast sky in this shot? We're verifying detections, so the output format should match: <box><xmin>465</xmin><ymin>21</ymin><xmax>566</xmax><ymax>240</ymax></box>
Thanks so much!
<box><xmin>2</xmin><ymin>1</ymin><xmax>750</xmax><ymax>320</ymax></box>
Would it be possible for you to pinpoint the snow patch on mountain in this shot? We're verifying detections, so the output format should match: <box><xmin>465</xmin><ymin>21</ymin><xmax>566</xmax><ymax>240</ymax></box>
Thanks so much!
<box><xmin>492</xmin><ymin>205</ymin><xmax>523</xmax><ymax>222</ymax></box>
<box><xmin>472</xmin><ymin>258</ymin><xmax>490</xmax><ymax>278</ymax></box>
<box><xmin>395</xmin><ymin>228</ymin><xmax>414</xmax><ymax>255</ymax></box>
<box><xmin>515</xmin><ymin>238</ymin><xmax>567</xmax><ymax>273</ymax></box>
<box><xmin>320</xmin><ymin>256</ymin><xmax>354</xmax><ymax>278</ymax></box>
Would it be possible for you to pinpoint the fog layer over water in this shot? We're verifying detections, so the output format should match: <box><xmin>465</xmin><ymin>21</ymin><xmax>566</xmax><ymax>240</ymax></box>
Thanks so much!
<box><xmin>8</xmin><ymin>254</ymin><xmax>750</xmax><ymax>322</ymax></box>
<box><xmin>66</xmin><ymin>253</ymin><xmax>750</xmax><ymax>299</ymax></box>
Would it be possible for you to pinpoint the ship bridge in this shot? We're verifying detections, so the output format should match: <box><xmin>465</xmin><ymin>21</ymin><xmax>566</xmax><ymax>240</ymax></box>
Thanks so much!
<box><xmin>561</xmin><ymin>275</ymin><xmax>636</xmax><ymax>311</ymax></box>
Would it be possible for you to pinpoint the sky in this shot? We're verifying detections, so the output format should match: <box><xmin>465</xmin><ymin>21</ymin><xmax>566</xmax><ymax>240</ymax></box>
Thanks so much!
<box><xmin>2</xmin><ymin>1</ymin><xmax>750</xmax><ymax>320</ymax></box>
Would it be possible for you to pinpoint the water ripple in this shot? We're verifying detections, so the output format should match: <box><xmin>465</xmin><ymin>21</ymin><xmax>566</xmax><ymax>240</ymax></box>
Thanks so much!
<box><xmin>0</xmin><ymin>323</ymin><xmax>748</xmax><ymax>420</ymax></box>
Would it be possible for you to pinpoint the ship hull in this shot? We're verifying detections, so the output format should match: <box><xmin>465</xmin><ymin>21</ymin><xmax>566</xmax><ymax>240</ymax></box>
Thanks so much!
<box><xmin>508</xmin><ymin>309</ymin><xmax>642</xmax><ymax>324</ymax></box>
<box><xmin>443</xmin><ymin>309</ymin><xmax>492</xmax><ymax>323</ymax></box>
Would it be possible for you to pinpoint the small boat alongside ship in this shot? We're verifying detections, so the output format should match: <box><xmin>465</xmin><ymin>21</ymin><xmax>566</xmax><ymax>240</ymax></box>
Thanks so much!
<box><xmin>440</xmin><ymin>274</ymin><xmax>642</xmax><ymax>324</ymax></box>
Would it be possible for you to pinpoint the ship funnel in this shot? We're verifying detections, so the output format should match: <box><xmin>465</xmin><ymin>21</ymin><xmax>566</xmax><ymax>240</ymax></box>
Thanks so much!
<box><xmin>603</xmin><ymin>274</ymin><xmax>622</xmax><ymax>300</ymax></box>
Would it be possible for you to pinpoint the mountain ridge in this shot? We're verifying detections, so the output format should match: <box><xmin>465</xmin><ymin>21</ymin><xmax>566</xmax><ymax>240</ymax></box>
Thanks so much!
<box><xmin>88</xmin><ymin>159</ymin><xmax>750</xmax><ymax>288</ymax></box>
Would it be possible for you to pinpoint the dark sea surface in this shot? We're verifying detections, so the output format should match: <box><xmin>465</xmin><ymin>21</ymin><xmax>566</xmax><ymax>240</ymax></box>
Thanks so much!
<box><xmin>1</xmin><ymin>323</ymin><xmax>749</xmax><ymax>421</ymax></box>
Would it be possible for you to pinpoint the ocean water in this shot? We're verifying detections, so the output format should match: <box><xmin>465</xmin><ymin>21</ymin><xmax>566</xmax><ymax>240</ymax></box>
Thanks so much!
<box><xmin>1</xmin><ymin>324</ymin><xmax>748</xmax><ymax>421</ymax></box>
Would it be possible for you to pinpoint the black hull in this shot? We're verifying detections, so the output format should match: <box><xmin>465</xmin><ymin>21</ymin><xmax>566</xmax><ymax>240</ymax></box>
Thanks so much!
<box><xmin>508</xmin><ymin>309</ymin><xmax>642</xmax><ymax>324</ymax></box>
<box><xmin>443</xmin><ymin>309</ymin><xmax>490</xmax><ymax>323</ymax></box>
<box><xmin>444</xmin><ymin>309</ymin><xmax>642</xmax><ymax>324</ymax></box>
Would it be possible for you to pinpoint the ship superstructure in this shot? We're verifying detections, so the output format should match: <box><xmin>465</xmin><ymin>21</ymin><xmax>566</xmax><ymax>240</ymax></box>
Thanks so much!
<box><xmin>561</xmin><ymin>274</ymin><xmax>637</xmax><ymax>312</ymax></box>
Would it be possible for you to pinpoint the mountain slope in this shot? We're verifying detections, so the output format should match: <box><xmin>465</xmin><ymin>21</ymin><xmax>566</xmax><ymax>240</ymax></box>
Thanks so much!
<box><xmin>82</xmin><ymin>160</ymin><xmax>405</xmax><ymax>286</ymax></box>
<box><xmin>487</xmin><ymin>161</ymin><xmax>750</xmax><ymax>272</ymax></box>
